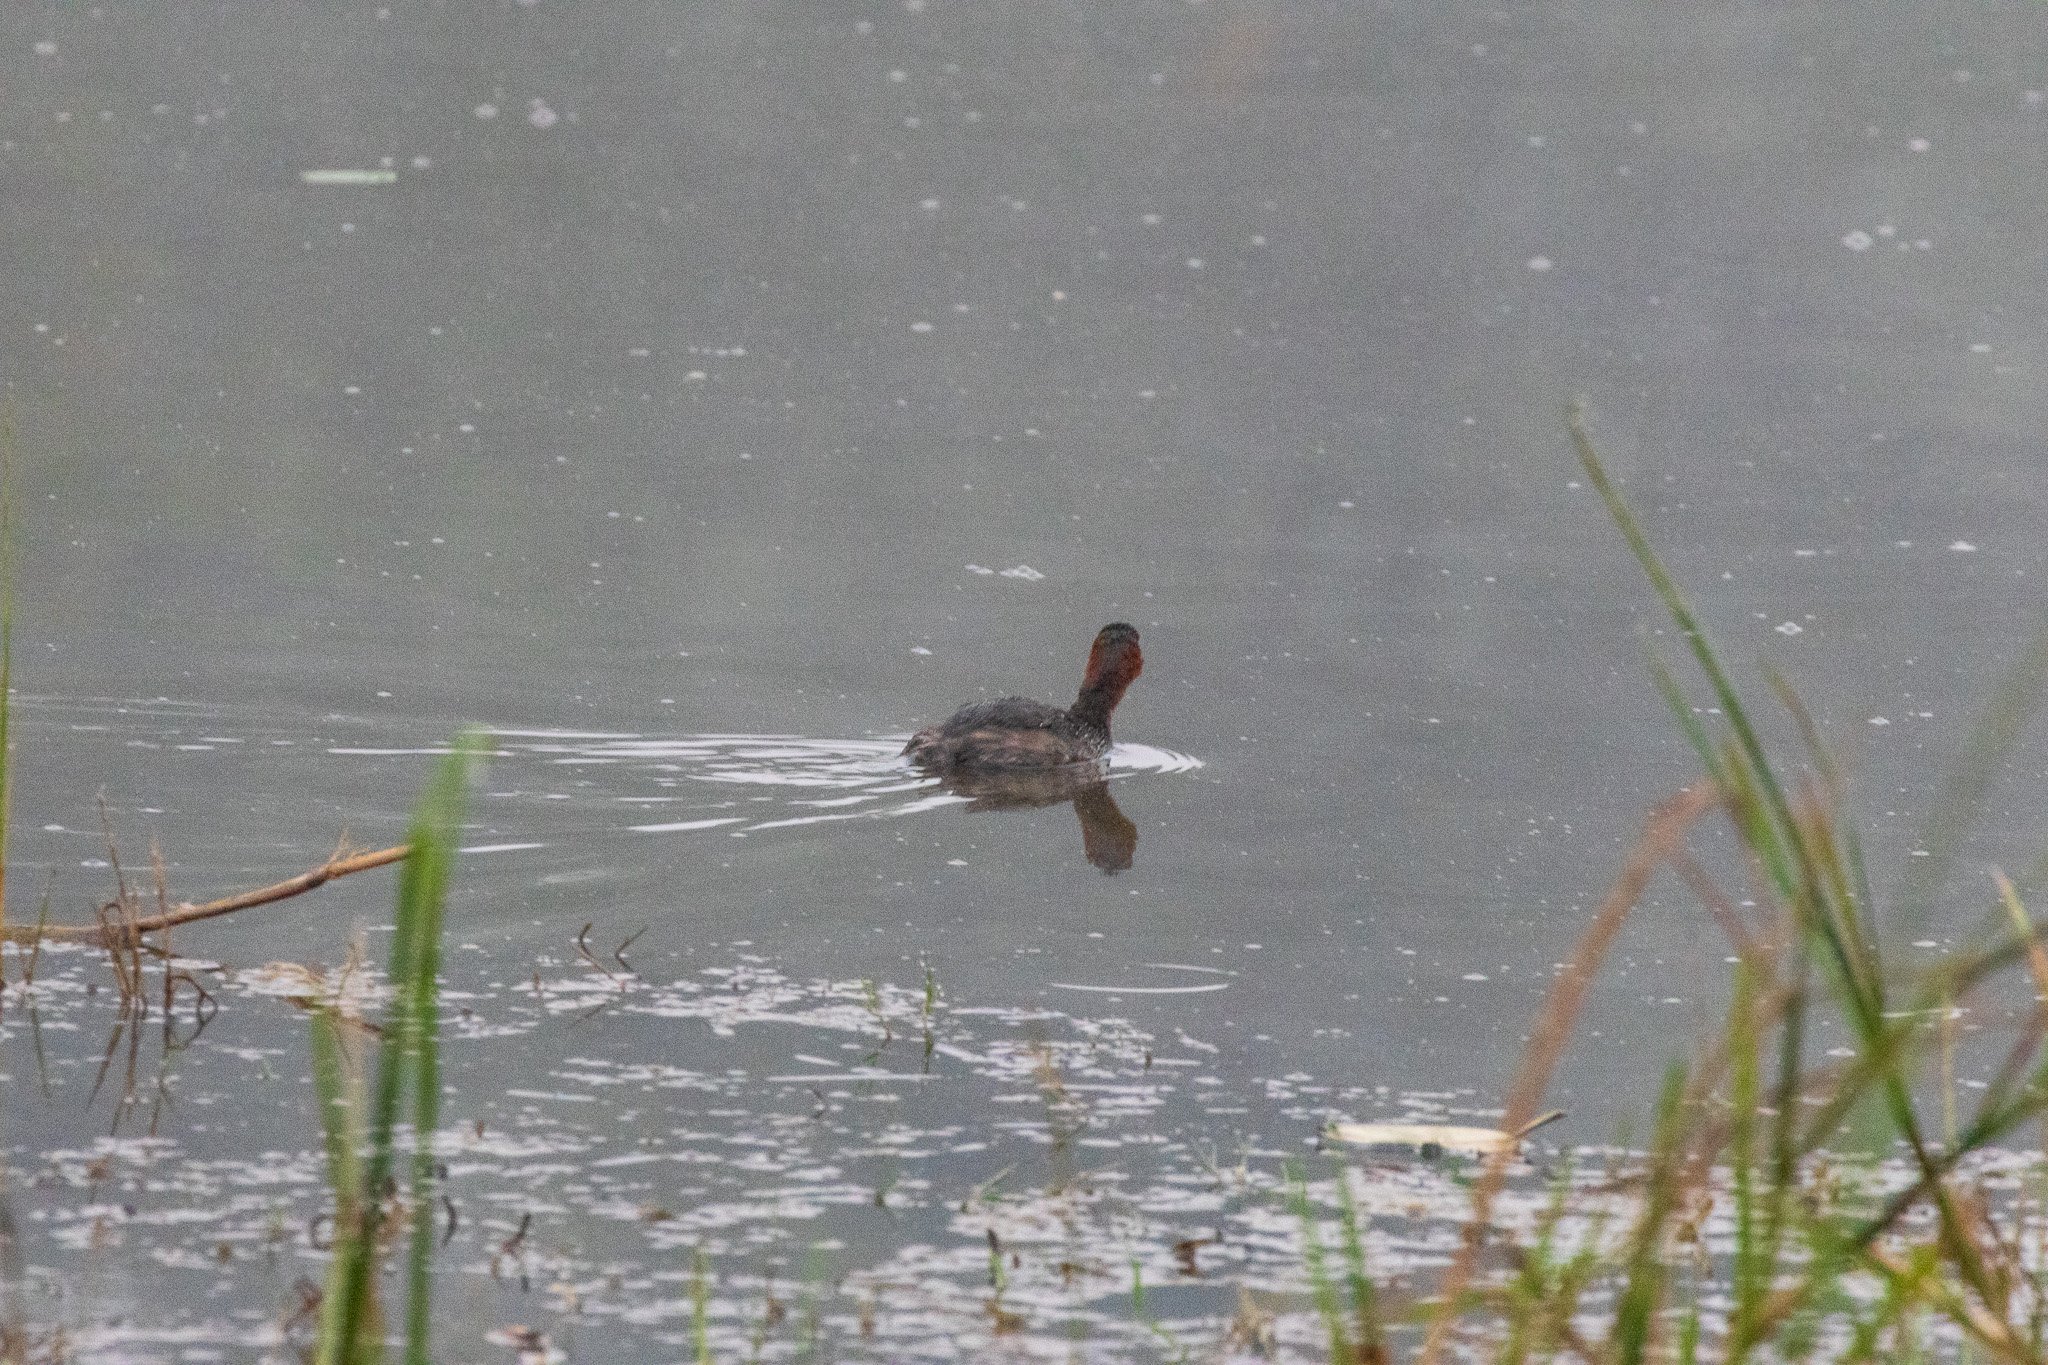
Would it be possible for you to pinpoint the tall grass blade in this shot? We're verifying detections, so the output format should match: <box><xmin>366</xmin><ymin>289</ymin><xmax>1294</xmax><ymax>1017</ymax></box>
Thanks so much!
<box><xmin>1728</xmin><ymin>960</ymin><xmax>1763</xmax><ymax>1345</ymax></box>
<box><xmin>0</xmin><ymin>402</ymin><xmax>17</xmax><ymax>953</ymax></box>
<box><xmin>1647</xmin><ymin>651</ymin><xmax>1728</xmax><ymax>787</ymax></box>
<box><xmin>1766</xmin><ymin>665</ymin><xmax>1879</xmax><ymax>928</ymax></box>
<box><xmin>692</xmin><ymin>1247</ymin><xmax>712</xmax><ymax>1365</ymax></box>
<box><xmin>1286</xmin><ymin>1162</ymin><xmax>1351</xmax><ymax>1362</ymax></box>
<box><xmin>1572</xmin><ymin>409</ymin><xmax>1943</xmax><ymax>1178</ymax></box>
<box><xmin>1333</xmin><ymin>1169</ymin><xmax>1382</xmax><ymax>1361</ymax></box>
<box><xmin>1613</xmin><ymin>1062</ymin><xmax>1687</xmax><ymax>1364</ymax></box>
<box><xmin>311</xmin><ymin>1006</ymin><xmax>366</xmax><ymax>1357</ymax></box>
<box><xmin>1895</xmin><ymin>622</ymin><xmax>2048</xmax><ymax>931</ymax></box>
<box><xmin>1568</xmin><ymin>401</ymin><xmax>1804</xmax><ymax>900</ymax></box>
<box><xmin>1577</xmin><ymin>411</ymin><xmax>2048</xmax><ymax>1356</ymax></box>
<box><xmin>309</xmin><ymin>1008</ymin><xmax>362</xmax><ymax>1219</ymax></box>
<box><xmin>318</xmin><ymin>732</ymin><xmax>479</xmax><ymax>1365</ymax></box>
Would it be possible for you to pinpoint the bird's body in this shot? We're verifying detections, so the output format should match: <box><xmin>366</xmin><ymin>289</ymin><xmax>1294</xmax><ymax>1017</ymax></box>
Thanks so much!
<box><xmin>904</xmin><ymin>624</ymin><xmax>1143</xmax><ymax>772</ymax></box>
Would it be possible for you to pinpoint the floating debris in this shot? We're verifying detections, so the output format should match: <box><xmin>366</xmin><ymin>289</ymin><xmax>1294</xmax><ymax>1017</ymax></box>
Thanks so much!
<box><xmin>1328</xmin><ymin>1110</ymin><xmax>1564</xmax><ymax>1155</ymax></box>
<box><xmin>299</xmin><ymin>169</ymin><xmax>397</xmax><ymax>185</ymax></box>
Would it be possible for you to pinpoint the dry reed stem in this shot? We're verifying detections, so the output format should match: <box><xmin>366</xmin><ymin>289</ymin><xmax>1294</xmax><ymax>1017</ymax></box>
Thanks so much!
<box><xmin>151</xmin><ymin>838</ymin><xmax>173</xmax><ymax>1018</ymax></box>
<box><xmin>1990</xmin><ymin>868</ymin><xmax>2048</xmax><ymax>1165</ymax></box>
<box><xmin>1864</xmin><ymin>1242</ymin><xmax>2028</xmax><ymax>1361</ymax></box>
<box><xmin>1671</xmin><ymin>848</ymin><xmax>1771</xmax><ymax>968</ymax></box>
<box><xmin>4</xmin><ymin>843</ymin><xmax>410</xmax><ymax>946</ymax></box>
<box><xmin>1992</xmin><ymin>870</ymin><xmax>2048</xmax><ymax>1004</ymax></box>
<box><xmin>1417</xmin><ymin>782</ymin><xmax>1715</xmax><ymax>1365</ymax></box>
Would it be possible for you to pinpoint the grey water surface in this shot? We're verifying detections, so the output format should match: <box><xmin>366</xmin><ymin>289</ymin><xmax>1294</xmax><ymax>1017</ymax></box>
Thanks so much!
<box><xmin>5</xmin><ymin>0</ymin><xmax>2048</xmax><ymax>1358</ymax></box>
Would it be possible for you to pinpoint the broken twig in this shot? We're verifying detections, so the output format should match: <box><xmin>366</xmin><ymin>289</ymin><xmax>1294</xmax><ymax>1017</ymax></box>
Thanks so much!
<box><xmin>4</xmin><ymin>843</ymin><xmax>410</xmax><ymax>946</ymax></box>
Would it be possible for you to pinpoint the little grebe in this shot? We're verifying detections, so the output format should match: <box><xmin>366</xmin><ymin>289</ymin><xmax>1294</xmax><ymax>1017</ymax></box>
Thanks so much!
<box><xmin>904</xmin><ymin>623</ymin><xmax>1143</xmax><ymax>771</ymax></box>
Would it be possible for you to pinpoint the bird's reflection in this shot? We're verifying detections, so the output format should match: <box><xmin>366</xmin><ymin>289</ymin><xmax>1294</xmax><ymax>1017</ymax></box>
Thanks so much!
<box><xmin>927</xmin><ymin>765</ymin><xmax>1140</xmax><ymax>873</ymax></box>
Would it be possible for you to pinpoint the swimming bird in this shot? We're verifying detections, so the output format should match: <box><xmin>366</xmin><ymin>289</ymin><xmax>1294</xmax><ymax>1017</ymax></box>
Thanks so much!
<box><xmin>904</xmin><ymin>623</ymin><xmax>1143</xmax><ymax>771</ymax></box>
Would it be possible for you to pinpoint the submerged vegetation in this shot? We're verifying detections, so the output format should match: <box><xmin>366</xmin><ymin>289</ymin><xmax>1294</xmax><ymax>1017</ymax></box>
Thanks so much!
<box><xmin>6</xmin><ymin>409</ymin><xmax>2048</xmax><ymax>1361</ymax></box>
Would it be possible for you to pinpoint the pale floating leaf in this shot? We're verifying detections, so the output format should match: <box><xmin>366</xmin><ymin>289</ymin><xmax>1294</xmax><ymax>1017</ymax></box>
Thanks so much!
<box><xmin>300</xmin><ymin>169</ymin><xmax>397</xmax><ymax>185</ymax></box>
<box><xmin>1327</xmin><ymin>1110</ymin><xmax>1561</xmax><ymax>1154</ymax></box>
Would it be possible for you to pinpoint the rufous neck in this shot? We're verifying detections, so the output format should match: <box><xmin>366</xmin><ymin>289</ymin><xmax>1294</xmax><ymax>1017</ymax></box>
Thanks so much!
<box><xmin>1071</xmin><ymin>633</ymin><xmax>1140</xmax><ymax>733</ymax></box>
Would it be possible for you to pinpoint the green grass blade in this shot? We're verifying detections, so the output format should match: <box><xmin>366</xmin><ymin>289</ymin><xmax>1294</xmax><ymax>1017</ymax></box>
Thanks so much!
<box><xmin>1333</xmin><ymin>1167</ymin><xmax>1381</xmax><ymax>1358</ymax></box>
<box><xmin>1569</xmin><ymin>402</ymin><xmax>1804</xmax><ymax>897</ymax></box>
<box><xmin>1895</xmin><ymin>620</ymin><xmax>2048</xmax><ymax>932</ymax></box>
<box><xmin>0</xmin><ymin>401</ymin><xmax>17</xmax><ymax>949</ymax></box>
<box><xmin>323</xmin><ymin>732</ymin><xmax>479</xmax><ymax>1365</ymax></box>
<box><xmin>1614</xmin><ymin>1062</ymin><xmax>1688</xmax><ymax>1365</ymax></box>
<box><xmin>398</xmin><ymin>734</ymin><xmax>475</xmax><ymax>1365</ymax></box>
<box><xmin>309</xmin><ymin>1008</ymin><xmax>361</xmax><ymax>1211</ymax></box>
<box><xmin>1573</xmin><ymin>410</ymin><xmax>1941</xmax><ymax>1204</ymax></box>
<box><xmin>311</xmin><ymin>1005</ymin><xmax>366</xmax><ymax>1365</ymax></box>
<box><xmin>1285</xmin><ymin>1162</ymin><xmax>1351</xmax><ymax>1362</ymax></box>
<box><xmin>1729</xmin><ymin>961</ymin><xmax>1761</xmax><ymax>1345</ymax></box>
<box><xmin>693</xmin><ymin>1248</ymin><xmax>712</xmax><ymax>1365</ymax></box>
<box><xmin>1765</xmin><ymin>665</ymin><xmax>1881</xmax><ymax>931</ymax></box>
<box><xmin>1647</xmin><ymin>650</ymin><xmax>1728</xmax><ymax>787</ymax></box>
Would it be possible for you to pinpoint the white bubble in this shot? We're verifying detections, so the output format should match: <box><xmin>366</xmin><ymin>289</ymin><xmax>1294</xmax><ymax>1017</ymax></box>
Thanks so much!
<box><xmin>1527</xmin><ymin>255</ymin><xmax>1554</xmax><ymax>272</ymax></box>
<box><xmin>527</xmin><ymin>99</ymin><xmax>558</xmax><ymax>129</ymax></box>
<box><xmin>1841</xmin><ymin>230</ymin><xmax>1873</xmax><ymax>251</ymax></box>
<box><xmin>474</xmin><ymin>103</ymin><xmax>499</xmax><ymax>120</ymax></box>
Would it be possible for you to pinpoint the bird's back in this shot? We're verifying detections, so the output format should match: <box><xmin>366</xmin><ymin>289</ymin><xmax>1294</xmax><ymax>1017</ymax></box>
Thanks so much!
<box><xmin>904</xmin><ymin>696</ymin><xmax>1105</xmax><ymax>770</ymax></box>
